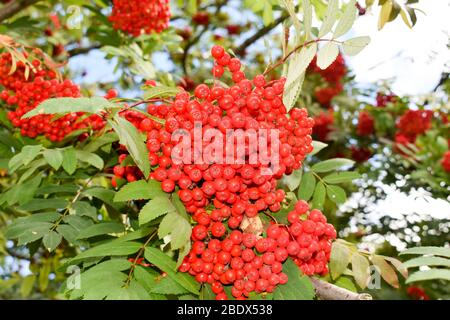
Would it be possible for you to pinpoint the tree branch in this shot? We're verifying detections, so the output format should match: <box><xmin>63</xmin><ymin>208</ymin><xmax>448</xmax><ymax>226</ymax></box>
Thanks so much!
<box><xmin>67</xmin><ymin>44</ymin><xmax>102</xmax><ymax>57</ymax></box>
<box><xmin>311</xmin><ymin>278</ymin><xmax>373</xmax><ymax>300</ymax></box>
<box><xmin>235</xmin><ymin>13</ymin><xmax>289</xmax><ymax>57</ymax></box>
<box><xmin>0</xmin><ymin>0</ymin><xmax>41</xmax><ymax>23</ymax></box>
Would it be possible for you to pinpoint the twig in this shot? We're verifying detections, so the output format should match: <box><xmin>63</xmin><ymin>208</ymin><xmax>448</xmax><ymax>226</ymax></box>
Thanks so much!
<box><xmin>181</xmin><ymin>0</ymin><xmax>227</xmax><ymax>77</ymax></box>
<box><xmin>310</xmin><ymin>277</ymin><xmax>373</xmax><ymax>300</ymax></box>
<box><xmin>0</xmin><ymin>0</ymin><xmax>41</xmax><ymax>23</ymax></box>
<box><xmin>67</xmin><ymin>44</ymin><xmax>102</xmax><ymax>57</ymax></box>
<box><xmin>263</xmin><ymin>38</ymin><xmax>340</xmax><ymax>76</ymax></box>
<box><xmin>235</xmin><ymin>13</ymin><xmax>289</xmax><ymax>57</ymax></box>
<box><xmin>124</xmin><ymin>231</ymin><xmax>157</xmax><ymax>287</ymax></box>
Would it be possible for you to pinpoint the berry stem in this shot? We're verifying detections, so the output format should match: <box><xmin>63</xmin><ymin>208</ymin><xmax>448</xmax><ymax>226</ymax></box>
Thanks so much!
<box><xmin>263</xmin><ymin>38</ymin><xmax>342</xmax><ymax>76</ymax></box>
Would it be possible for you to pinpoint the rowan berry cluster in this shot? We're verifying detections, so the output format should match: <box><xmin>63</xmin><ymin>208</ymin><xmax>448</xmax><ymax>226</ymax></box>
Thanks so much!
<box><xmin>109</xmin><ymin>46</ymin><xmax>334</xmax><ymax>299</ymax></box>
<box><xmin>309</xmin><ymin>54</ymin><xmax>346</xmax><ymax>107</ymax></box>
<box><xmin>312</xmin><ymin>110</ymin><xmax>334</xmax><ymax>142</ymax></box>
<box><xmin>441</xmin><ymin>151</ymin><xmax>450</xmax><ymax>173</ymax></box>
<box><xmin>357</xmin><ymin>111</ymin><xmax>375</xmax><ymax>136</ymax></box>
<box><xmin>113</xmin><ymin>46</ymin><xmax>315</xmax><ymax>222</ymax></box>
<box><xmin>376</xmin><ymin>92</ymin><xmax>397</xmax><ymax>107</ymax></box>
<box><xmin>0</xmin><ymin>53</ymin><xmax>104</xmax><ymax>141</ymax></box>
<box><xmin>109</xmin><ymin>0</ymin><xmax>171</xmax><ymax>36</ymax></box>
<box><xmin>397</xmin><ymin>110</ymin><xmax>433</xmax><ymax>143</ymax></box>
<box><xmin>350</xmin><ymin>146</ymin><xmax>372</xmax><ymax>163</ymax></box>
<box><xmin>179</xmin><ymin>200</ymin><xmax>335</xmax><ymax>299</ymax></box>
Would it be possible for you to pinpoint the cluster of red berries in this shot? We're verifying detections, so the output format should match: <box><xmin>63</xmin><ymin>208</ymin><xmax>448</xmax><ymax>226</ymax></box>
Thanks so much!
<box><xmin>407</xmin><ymin>286</ymin><xmax>429</xmax><ymax>300</ymax></box>
<box><xmin>376</xmin><ymin>92</ymin><xmax>397</xmax><ymax>107</ymax></box>
<box><xmin>179</xmin><ymin>200</ymin><xmax>335</xmax><ymax>299</ymax></box>
<box><xmin>113</xmin><ymin>46</ymin><xmax>315</xmax><ymax>220</ymax></box>
<box><xmin>0</xmin><ymin>53</ymin><xmax>104</xmax><ymax>141</ymax></box>
<box><xmin>312</xmin><ymin>110</ymin><xmax>334</xmax><ymax>142</ymax></box>
<box><xmin>109</xmin><ymin>0</ymin><xmax>171</xmax><ymax>36</ymax></box>
<box><xmin>350</xmin><ymin>146</ymin><xmax>372</xmax><ymax>163</ymax></box>
<box><xmin>112</xmin><ymin>152</ymin><xmax>144</xmax><ymax>186</ymax></box>
<box><xmin>396</xmin><ymin>110</ymin><xmax>433</xmax><ymax>143</ymax></box>
<box><xmin>109</xmin><ymin>46</ymin><xmax>330</xmax><ymax>299</ymax></box>
<box><xmin>309</xmin><ymin>54</ymin><xmax>346</xmax><ymax>107</ymax></box>
<box><xmin>357</xmin><ymin>111</ymin><xmax>375</xmax><ymax>136</ymax></box>
<box><xmin>441</xmin><ymin>151</ymin><xmax>450</xmax><ymax>173</ymax></box>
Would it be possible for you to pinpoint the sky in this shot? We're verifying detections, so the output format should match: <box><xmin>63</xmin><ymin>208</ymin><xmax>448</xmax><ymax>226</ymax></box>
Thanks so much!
<box><xmin>347</xmin><ymin>1</ymin><xmax>450</xmax><ymax>95</ymax></box>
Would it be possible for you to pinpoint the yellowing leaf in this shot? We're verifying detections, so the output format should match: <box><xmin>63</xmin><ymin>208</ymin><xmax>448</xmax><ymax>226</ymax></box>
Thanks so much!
<box><xmin>372</xmin><ymin>255</ymin><xmax>399</xmax><ymax>288</ymax></box>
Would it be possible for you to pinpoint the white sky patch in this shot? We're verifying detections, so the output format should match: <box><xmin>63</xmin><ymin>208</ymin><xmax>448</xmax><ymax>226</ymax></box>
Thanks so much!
<box><xmin>347</xmin><ymin>1</ymin><xmax>450</xmax><ymax>95</ymax></box>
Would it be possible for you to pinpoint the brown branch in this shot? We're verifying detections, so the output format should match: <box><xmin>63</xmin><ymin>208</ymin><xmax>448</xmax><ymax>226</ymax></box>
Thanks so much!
<box><xmin>0</xmin><ymin>0</ymin><xmax>41</xmax><ymax>23</ymax></box>
<box><xmin>67</xmin><ymin>44</ymin><xmax>102</xmax><ymax>57</ymax></box>
<box><xmin>311</xmin><ymin>278</ymin><xmax>373</xmax><ymax>300</ymax></box>
<box><xmin>263</xmin><ymin>38</ymin><xmax>340</xmax><ymax>76</ymax></box>
<box><xmin>235</xmin><ymin>13</ymin><xmax>289</xmax><ymax>57</ymax></box>
<box><xmin>181</xmin><ymin>0</ymin><xmax>227</xmax><ymax>77</ymax></box>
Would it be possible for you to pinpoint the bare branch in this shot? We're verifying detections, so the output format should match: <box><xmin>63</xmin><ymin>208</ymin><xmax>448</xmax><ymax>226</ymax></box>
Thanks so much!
<box><xmin>311</xmin><ymin>278</ymin><xmax>373</xmax><ymax>300</ymax></box>
<box><xmin>0</xmin><ymin>0</ymin><xmax>41</xmax><ymax>23</ymax></box>
<box><xmin>235</xmin><ymin>13</ymin><xmax>289</xmax><ymax>57</ymax></box>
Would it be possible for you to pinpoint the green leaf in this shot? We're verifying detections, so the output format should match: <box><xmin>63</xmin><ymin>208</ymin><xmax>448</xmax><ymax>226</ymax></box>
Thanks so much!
<box><xmin>150</xmin><ymin>275</ymin><xmax>189</xmax><ymax>295</ymax></box>
<box><xmin>144</xmin><ymin>247</ymin><xmax>200</xmax><ymax>295</ymax></box>
<box><xmin>43</xmin><ymin>149</ymin><xmax>63</xmax><ymax>170</ymax></box>
<box><xmin>334</xmin><ymin>0</ymin><xmax>357</xmax><ymax>38</ymax></box>
<box><xmin>406</xmin><ymin>7</ymin><xmax>417</xmax><ymax>27</ymax></box>
<box><xmin>22</xmin><ymin>97</ymin><xmax>115</xmax><ymax>118</ymax></box>
<box><xmin>311</xmin><ymin>158</ymin><xmax>355</xmax><ymax>173</ymax></box>
<box><xmin>281</xmin><ymin>169</ymin><xmax>302</xmax><ymax>191</ymax></box>
<box><xmin>400</xmin><ymin>246</ymin><xmax>450</xmax><ymax>258</ymax></box>
<box><xmin>6</xmin><ymin>221</ymin><xmax>53</xmax><ymax>240</ymax></box>
<box><xmin>76</xmin><ymin>151</ymin><xmax>104</xmax><ymax>169</ymax></box>
<box><xmin>71</xmin><ymin>201</ymin><xmax>97</xmax><ymax>220</ymax></box>
<box><xmin>18</xmin><ymin>198</ymin><xmax>68</xmax><ymax>211</ymax></box>
<box><xmin>406</xmin><ymin>269</ymin><xmax>450</xmax><ymax>284</ymax></box>
<box><xmin>273</xmin><ymin>259</ymin><xmax>315</xmax><ymax>300</ymax></box>
<box><xmin>70</xmin><ymin>241</ymin><xmax>142</xmax><ymax>263</ymax></box>
<box><xmin>371</xmin><ymin>255</ymin><xmax>399</xmax><ymax>288</ymax></box>
<box><xmin>139</xmin><ymin>196</ymin><xmax>174</xmax><ymax>225</ymax></box>
<box><xmin>143</xmin><ymin>85</ymin><xmax>181</xmax><ymax>100</ymax></box>
<box><xmin>283</xmin><ymin>43</ymin><xmax>317</xmax><ymax>111</ymax></box>
<box><xmin>158</xmin><ymin>211</ymin><xmax>192</xmax><ymax>250</ymax></box>
<box><xmin>323</xmin><ymin>172</ymin><xmax>361</xmax><ymax>184</ymax></box>
<box><xmin>402</xmin><ymin>256</ymin><xmax>450</xmax><ymax>268</ymax></box>
<box><xmin>109</xmin><ymin>115</ymin><xmax>150</xmax><ymax>178</ymax></box>
<box><xmin>330</xmin><ymin>241</ymin><xmax>353</xmax><ymax>279</ymax></box>
<box><xmin>326</xmin><ymin>185</ymin><xmax>347</xmax><ymax>204</ymax></box>
<box><xmin>62</xmin><ymin>147</ymin><xmax>77</xmax><ymax>175</ymax></box>
<box><xmin>297</xmin><ymin>172</ymin><xmax>316</xmax><ymax>201</ymax></box>
<box><xmin>114</xmin><ymin>180</ymin><xmax>162</xmax><ymax>202</ymax></box>
<box><xmin>317</xmin><ymin>42</ymin><xmax>339</xmax><ymax>70</ymax></box>
<box><xmin>318</xmin><ymin>0</ymin><xmax>338</xmax><ymax>37</ymax></box>
<box><xmin>342</xmin><ymin>36</ymin><xmax>371</xmax><ymax>56</ymax></box>
<box><xmin>400</xmin><ymin>8</ymin><xmax>412</xmax><ymax>28</ymax></box>
<box><xmin>84</xmin><ymin>132</ymin><xmax>119</xmax><ymax>153</ymax></box>
<box><xmin>18</xmin><ymin>158</ymin><xmax>46</xmax><ymax>184</ymax></box>
<box><xmin>351</xmin><ymin>253</ymin><xmax>370</xmax><ymax>289</ymax></box>
<box><xmin>333</xmin><ymin>276</ymin><xmax>357</xmax><ymax>292</ymax></box>
<box><xmin>378</xmin><ymin>0</ymin><xmax>392</xmax><ymax>30</ymax></box>
<box><xmin>311</xmin><ymin>181</ymin><xmax>326</xmax><ymax>210</ymax></box>
<box><xmin>42</xmin><ymin>231</ymin><xmax>62</xmax><ymax>252</ymax></box>
<box><xmin>76</xmin><ymin>222</ymin><xmax>125</xmax><ymax>239</ymax></box>
<box><xmin>200</xmin><ymin>284</ymin><xmax>216</xmax><ymax>300</ymax></box>
<box><xmin>9</xmin><ymin>144</ymin><xmax>42</xmax><ymax>172</ymax></box>
<box><xmin>57</xmin><ymin>224</ymin><xmax>79</xmax><ymax>244</ymax></box>
<box><xmin>303</xmin><ymin>0</ymin><xmax>312</xmax><ymax>39</ymax></box>
<box><xmin>280</xmin><ymin>0</ymin><xmax>301</xmax><ymax>35</ymax></box>
<box><xmin>310</xmin><ymin>141</ymin><xmax>328</xmax><ymax>156</ymax></box>
<box><xmin>20</xmin><ymin>275</ymin><xmax>36</xmax><ymax>298</ymax></box>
